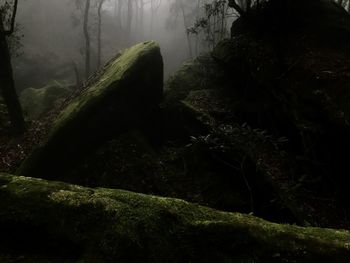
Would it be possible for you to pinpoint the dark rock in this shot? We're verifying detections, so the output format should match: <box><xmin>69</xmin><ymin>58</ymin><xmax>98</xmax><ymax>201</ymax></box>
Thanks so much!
<box><xmin>17</xmin><ymin>41</ymin><xmax>163</xmax><ymax>180</ymax></box>
<box><xmin>163</xmin><ymin>0</ymin><xmax>350</xmax><ymax>228</ymax></box>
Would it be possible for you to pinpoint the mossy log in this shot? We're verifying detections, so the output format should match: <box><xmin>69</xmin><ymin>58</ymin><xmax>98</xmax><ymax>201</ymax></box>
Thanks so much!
<box><xmin>17</xmin><ymin>41</ymin><xmax>163</xmax><ymax>180</ymax></box>
<box><xmin>0</xmin><ymin>173</ymin><xmax>349</xmax><ymax>263</ymax></box>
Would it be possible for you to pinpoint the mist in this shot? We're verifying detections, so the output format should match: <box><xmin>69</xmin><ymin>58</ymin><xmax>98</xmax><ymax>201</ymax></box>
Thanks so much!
<box><xmin>11</xmin><ymin>0</ymin><xmax>213</xmax><ymax>92</ymax></box>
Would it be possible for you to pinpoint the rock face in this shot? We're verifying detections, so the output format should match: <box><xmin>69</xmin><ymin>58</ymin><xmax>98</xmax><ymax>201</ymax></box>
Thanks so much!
<box><xmin>0</xmin><ymin>173</ymin><xmax>349</xmax><ymax>263</ymax></box>
<box><xmin>20</xmin><ymin>81</ymin><xmax>72</xmax><ymax>119</ymax></box>
<box><xmin>18</xmin><ymin>41</ymin><xmax>163</xmax><ymax>180</ymax></box>
<box><xmin>163</xmin><ymin>0</ymin><xmax>350</xmax><ymax>229</ymax></box>
<box><xmin>216</xmin><ymin>0</ymin><xmax>350</xmax><ymax>217</ymax></box>
<box><xmin>164</xmin><ymin>54</ymin><xmax>226</xmax><ymax>104</ymax></box>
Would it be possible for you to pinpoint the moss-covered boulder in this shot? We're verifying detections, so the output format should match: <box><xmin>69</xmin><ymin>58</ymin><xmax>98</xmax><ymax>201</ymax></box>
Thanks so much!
<box><xmin>164</xmin><ymin>54</ymin><xmax>226</xmax><ymax>104</ymax></box>
<box><xmin>20</xmin><ymin>81</ymin><xmax>72</xmax><ymax>119</ymax></box>
<box><xmin>0</xmin><ymin>173</ymin><xmax>349</xmax><ymax>263</ymax></box>
<box><xmin>17</xmin><ymin>41</ymin><xmax>163</xmax><ymax>180</ymax></box>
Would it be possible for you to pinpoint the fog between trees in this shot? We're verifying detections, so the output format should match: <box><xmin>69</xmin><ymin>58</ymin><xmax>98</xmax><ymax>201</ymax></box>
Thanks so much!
<box><xmin>9</xmin><ymin>0</ymin><xmax>233</xmax><ymax>92</ymax></box>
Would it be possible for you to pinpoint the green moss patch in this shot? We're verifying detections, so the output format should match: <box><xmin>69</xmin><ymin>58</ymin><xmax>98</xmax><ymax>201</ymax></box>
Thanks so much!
<box><xmin>0</xmin><ymin>173</ymin><xmax>350</xmax><ymax>262</ymax></box>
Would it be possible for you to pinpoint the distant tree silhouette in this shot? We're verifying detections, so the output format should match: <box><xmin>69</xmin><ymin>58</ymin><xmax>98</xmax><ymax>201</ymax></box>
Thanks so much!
<box><xmin>188</xmin><ymin>0</ymin><xmax>230</xmax><ymax>50</ymax></box>
<box><xmin>83</xmin><ymin>0</ymin><xmax>91</xmax><ymax>78</ymax></box>
<box><xmin>97</xmin><ymin>0</ymin><xmax>105</xmax><ymax>69</ymax></box>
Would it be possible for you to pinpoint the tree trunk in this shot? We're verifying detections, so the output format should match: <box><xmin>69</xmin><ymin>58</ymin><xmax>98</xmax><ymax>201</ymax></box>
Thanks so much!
<box><xmin>126</xmin><ymin>0</ymin><xmax>133</xmax><ymax>44</ymax></box>
<box><xmin>140</xmin><ymin>0</ymin><xmax>144</xmax><ymax>38</ymax></box>
<box><xmin>150</xmin><ymin>0</ymin><xmax>154</xmax><ymax>37</ymax></box>
<box><xmin>228</xmin><ymin>0</ymin><xmax>245</xmax><ymax>16</ymax></box>
<box><xmin>117</xmin><ymin>0</ymin><xmax>122</xmax><ymax>29</ymax></box>
<box><xmin>0</xmin><ymin>173</ymin><xmax>349</xmax><ymax>262</ymax></box>
<box><xmin>134</xmin><ymin>0</ymin><xmax>139</xmax><ymax>35</ymax></box>
<box><xmin>195</xmin><ymin>0</ymin><xmax>200</xmax><ymax>56</ymax></box>
<box><xmin>97</xmin><ymin>0</ymin><xmax>105</xmax><ymax>69</ymax></box>
<box><xmin>72</xmin><ymin>61</ymin><xmax>81</xmax><ymax>88</ymax></box>
<box><xmin>150</xmin><ymin>0</ymin><xmax>161</xmax><ymax>38</ymax></box>
<box><xmin>180</xmin><ymin>4</ymin><xmax>193</xmax><ymax>58</ymax></box>
<box><xmin>83</xmin><ymin>0</ymin><xmax>91</xmax><ymax>79</ymax></box>
<box><xmin>0</xmin><ymin>13</ymin><xmax>25</xmax><ymax>135</ymax></box>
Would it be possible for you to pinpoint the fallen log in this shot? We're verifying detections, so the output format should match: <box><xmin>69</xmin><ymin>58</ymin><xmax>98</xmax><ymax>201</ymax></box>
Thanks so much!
<box><xmin>0</xmin><ymin>173</ymin><xmax>349</xmax><ymax>262</ymax></box>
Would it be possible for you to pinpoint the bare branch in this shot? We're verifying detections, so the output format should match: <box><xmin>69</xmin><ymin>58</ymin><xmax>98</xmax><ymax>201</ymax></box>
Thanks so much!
<box><xmin>228</xmin><ymin>0</ymin><xmax>246</xmax><ymax>16</ymax></box>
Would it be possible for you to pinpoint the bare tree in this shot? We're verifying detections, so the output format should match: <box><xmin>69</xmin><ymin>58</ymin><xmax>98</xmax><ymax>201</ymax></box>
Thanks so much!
<box><xmin>97</xmin><ymin>0</ymin><xmax>105</xmax><ymax>68</ymax></box>
<box><xmin>0</xmin><ymin>0</ymin><xmax>25</xmax><ymax>134</ymax></box>
<box><xmin>228</xmin><ymin>0</ymin><xmax>246</xmax><ymax>15</ymax></box>
<box><xmin>188</xmin><ymin>0</ymin><xmax>230</xmax><ymax>50</ymax></box>
<box><xmin>139</xmin><ymin>0</ymin><xmax>145</xmax><ymax>37</ymax></box>
<box><xmin>83</xmin><ymin>0</ymin><xmax>91</xmax><ymax>78</ymax></box>
<box><xmin>126</xmin><ymin>0</ymin><xmax>133</xmax><ymax>43</ymax></box>
<box><xmin>117</xmin><ymin>0</ymin><xmax>123</xmax><ymax>29</ymax></box>
<box><xmin>72</xmin><ymin>61</ymin><xmax>82</xmax><ymax>88</ymax></box>
<box><xmin>170</xmin><ymin>0</ymin><xmax>194</xmax><ymax>57</ymax></box>
<box><xmin>133</xmin><ymin>0</ymin><xmax>145</xmax><ymax>38</ymax></box>
<box><xmin>150</xmin><ymin>0</ymin><xmax>161</xmax><ymax>37</ymax></box>
<box><xmin>180</xmin><ymin>2</ymin><xmax>193</xmax><ymax>58</ymax></box>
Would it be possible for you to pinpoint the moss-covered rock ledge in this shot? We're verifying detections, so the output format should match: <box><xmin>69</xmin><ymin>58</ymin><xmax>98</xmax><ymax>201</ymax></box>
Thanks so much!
<box><xmin>18</xmin><ymin>41</ymin><xmax>163</xmax><ymax>180</ymax></box>
<box><xmin>0</xmin><ymin>173</ymin><xmax>349</xmax><ymax>262</ymax></box>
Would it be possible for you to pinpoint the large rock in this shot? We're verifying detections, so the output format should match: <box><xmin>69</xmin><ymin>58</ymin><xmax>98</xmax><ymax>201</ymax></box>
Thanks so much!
<box><xmin>175</xmin><ymin>0</ymin><xmax>350</xmax><ymax>228</ymax></box>
<box><xmin>20</xmin><ymin>81</ymin><xmax>72</xmax><ymax>119</ymax></box>
<box><xmin>17</xmin><ymin>41</ymin><xmax>163</xmax><ymax>180</ymax></box>
<box><xmin>161</xmin><ymin>0</ymin><xmax>350</xmax><ymax>229</ymax></box>
<box><xmin>164</xmin><ymin>54</ymin><xmax>226</xmax><ymax>104</ymax></box>
<box><xmin>0</xmin><ymin>173</ymin><xmax>349</xmax><ymax>263</ymax></box>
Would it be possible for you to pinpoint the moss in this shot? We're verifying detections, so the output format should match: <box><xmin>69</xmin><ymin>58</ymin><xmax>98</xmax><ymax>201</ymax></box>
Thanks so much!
<box><xmin>20</xmin><ymin>81</ymin><xmax>72</xmax><ymax>119</ymax></box>
<box><xmin>52</xmin><ymin>41</ymin><xmax>161</xmax><ymax>135</ymax></box>
<box><xmin>18</xmin><ymin>41</ymin><xmax>163</xmax><ymax>180</ymax></box>
<box><xmin>0</xmin><ymin>173</ymin><xmax>350</xmax><ymax>262</ymax></box>
<box><xmin>164</xmin><ymin>54</ymin><xmax>226</xmax><ymax>104</ymax></box>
